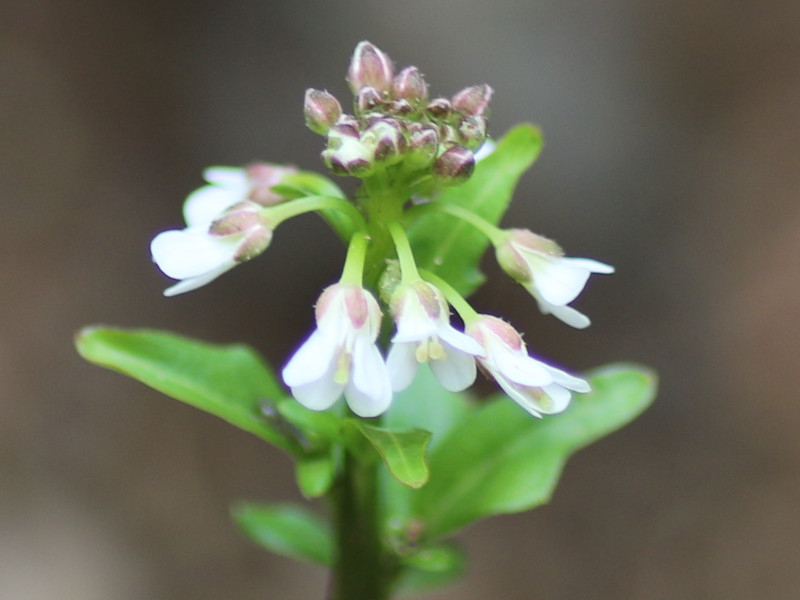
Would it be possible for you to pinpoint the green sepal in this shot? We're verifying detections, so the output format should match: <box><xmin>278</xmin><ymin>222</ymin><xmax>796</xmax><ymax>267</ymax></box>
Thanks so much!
<box><xmin>75</xmin><ymin>327</ymin><xmax>301</xmax><ymax>454</ymax></box>
<box><xmin>407</xmin><ymin>124</ymin><xmax>543</xmax><ymax>297</ymax></box>
<box><xmin>413</xmin><ymin>364</ymin><xmax>657</xmax><ymax>539</ymax></box>
<box><xmin>343</xmin><ymin>421</ymin><xmax>432</xmax><ymax>489</ymax></box>
<box><xmin>231</xmin><ymin>502</ymin><xmax>333</xmax><ymax>566</ymax></box>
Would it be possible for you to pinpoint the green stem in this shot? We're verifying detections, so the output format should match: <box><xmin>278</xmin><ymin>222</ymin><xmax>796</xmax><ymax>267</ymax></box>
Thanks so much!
<box><xmin>329</xmin><ymin>450</ymin><xmax>390</xmax><ymax>600</ymax></box>
<box><xmin>404</xmin><ymin>201</ymin><xmax>507</xmax><ymax>246</ymax></box>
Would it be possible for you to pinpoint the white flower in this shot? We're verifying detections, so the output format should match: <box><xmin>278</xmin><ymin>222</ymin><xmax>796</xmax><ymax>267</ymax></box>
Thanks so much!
<box><xmin>467</xmin><ymin>315</ymin><xmax>590</xmax><ymax>417</ymax></box>
<box><xmin>495</xmin><ymin>229</ymin><xmax>614</xmax><ymax>328</ymax></box>
<box><xmin>386</xmin><ymin>282</ymin><xmax>484</xmax><ymax>393</ymax></box>
<box><xmin>282</xmin><ymin>284</ymin><xmax>392</xmax><ymax>418</ymax></box>
<box><xmin>151</xmin><ymin>166</ymin><xmax>283</xmax><ymax>296</ymax></box>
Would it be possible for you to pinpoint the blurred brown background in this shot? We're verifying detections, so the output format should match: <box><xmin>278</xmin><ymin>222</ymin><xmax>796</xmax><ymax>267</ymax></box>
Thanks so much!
<box><xmin>3</xmin><ymin>1</ymin><xmax>800</xmax><ymax>598</ymax></box>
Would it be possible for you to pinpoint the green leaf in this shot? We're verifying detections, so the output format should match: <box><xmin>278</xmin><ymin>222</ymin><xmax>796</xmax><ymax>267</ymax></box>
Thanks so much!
<box><xmin>413</xmin><ymin>364</ymin><xmax>656</xmax><ymax>538</ymax></box>
<box><xmin>75</xmin><ymin>327</ymin><xmax>300</xmax><ymax>454</ymax></box>
<box><xmin>407</xmin><ymin>124</ymin><xmax>543</xmax><ymax>297</ymax></box>
<box><xmin>277</xmin><ymin>171</ymin><xmax>354</xmax><ymax>241</ymax></box>
<box><xmin>232</xmin><ymin>502</ymin><xmax>332</xmax><ymax>566</ymax></box>
<box><xmin>395</xmin><ymin>543</ymin><xmax>467</xmax><ymax>596</ymax></box>
<box><xmin>346</xmin><ymin>421</ymin><xmax>432</xmax><ymax>489</ymax></box>
<box><xmin>277</xmin><ymin>398</ymin><xmax>343</xmax><ymax>448</ymax></box>
<box><xmin>295</xmin><ymin>452</ymin><xmax>337</xmax><ymax>498</ymax></box>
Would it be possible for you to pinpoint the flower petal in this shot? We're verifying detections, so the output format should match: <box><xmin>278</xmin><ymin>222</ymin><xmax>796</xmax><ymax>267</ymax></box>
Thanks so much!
<box><xmin>347</xmin><ymin>339</ymin><xmax>392</xmax><ymax>417</ymax></box>
<box><xmin>535</xmin><ymin>298</ymin><xmax>591</xmax><ymax>329</ymax></box>
<box><xmin>290</xmin><ymin>373</ymin><xmax>344</xmax><ymax>412</ymax></box>
<box><xmin>282</xmin><ymin>330</ymin><xmax>339</xmax><ymax>388</ymax></box>
<box><xmin>162</xmin><ymin>261</ymin><xmax>236</xmax><ymax>296</ymax></box>
<box><xmin>183</xmin><ymin>184</ymin><xmax>244</xmax><ymax>227</ymax></box>
<box><xmin>203</xmin><ymin>166</ymin><xmax>247</xmax><ymax>186</ymax></box>
<box><xmin>386</xmin><ymin>342</ymin><xmax>420</xmax><ymax>392</ymax></box>
<box><xmin>151</xmin><ymin>229</ymin><xmax>239</xmax><ymax>279</ymax></box>
<box><xmin>430</xmin><ymin>342</ymin><xmax>477</xmax><ymax>392</ymax></box>
<box><xmin>529</xmin><ymin>257</ymin><xmax>593</xmax><ymax>306</ymax></box>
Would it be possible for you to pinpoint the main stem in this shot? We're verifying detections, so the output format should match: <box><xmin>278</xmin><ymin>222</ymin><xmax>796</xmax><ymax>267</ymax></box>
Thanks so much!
<box><xmin>329</xmin><ymin>451</ymin><xmax>389</xmax><ymax>600</ymax></box>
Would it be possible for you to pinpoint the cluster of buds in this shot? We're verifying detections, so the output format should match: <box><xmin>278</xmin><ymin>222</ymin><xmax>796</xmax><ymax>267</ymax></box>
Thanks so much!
<box><xmin>304</xmin><ymin>42</ymin><xmax>492</xmax><ymax>185</ymax></box>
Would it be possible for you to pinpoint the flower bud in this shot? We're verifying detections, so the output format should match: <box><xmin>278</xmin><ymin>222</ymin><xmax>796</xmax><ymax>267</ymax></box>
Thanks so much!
<box><xmin>425</xmin><ymin>97</ymin><xmax>452</xmax><ymax>121</ymax></box>
<box><xmin>347</xmin><ymin>41</ymin><xmax>394</xmax><ymax>94</ymax></box>
<box><xmin>304</xmin><ymin>89</ymin><xmax>342</xmax><ymax>135</ymax></box>
<box><xmin>434</xmin><ymin>144</ymin><xmax>475</xmax><ymax>184</ymax></box>
<box><xmin>207</xmin><ymin>201</ymin><xmax>274</xmax><ymax>263</ymax></box>
<box><xmin>457</xmin><ymin>115</ymin><xmax>488</xmax><ymax>150</ymax></box>
<box><xmin>392</xmin><ymin>66</ymin><xmax>428</xmax><ymax>104</ymax></box>
<box><xmin>245</xmin><ymin>163</ymin><xmax>297</xmax><ymax>206</ymax></box>
<box><xmin>386</xmin><ymin>98</ymin><xmax>413</xmax><ymax>116</ymax></box>
<box><xmin>405</xmin><ymin>124</ymin><xmax>439</xmax><ymax>168</ymax></box>
<box><xmin>362</xmin><ymin>118</ymin><xmax>407</xmax><ymax>164</ymax></box>
<box><xmin>356</xmin><ymin>86</ymin><xmax>384</xmax><ymax>115</ymax></box>
<box><xmin>322</xmin><ymin>125</ymin><xmax>374</xmax><ymax>176</ymax></box>
<box><xmin>451</xmin><ymin>84</ymin><xmax>493</xmax><ymax>117</ymax></box>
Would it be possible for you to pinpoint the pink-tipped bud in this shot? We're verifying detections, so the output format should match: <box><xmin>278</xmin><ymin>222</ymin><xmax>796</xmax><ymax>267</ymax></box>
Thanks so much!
<box><xmin>386</xmin><ymin>98</ymin><xmax>413</xmax><ymax>116</ymax></box>
<box><xmin>246</xmin><ymin>163</ymin><xmax>297</xmax><ymax>206</ymax></box>
<box><xmin>356</xmin><ymin>86</ymin><xmax>384</xmax><ymax>115</ymax></box>
<box><xmin>392</xmin><ymin>66</ymin><xmax>428</xmax><ymax>104</ymax></box>
<box><xmin>434</xmin><ymin>145</ymin><xmax>475</xmax><ymax>184</ymax></box>
<box><xmin>406</xmin><ymin>124</ymin><xmax>439</xmax><ymax>168</ymax></box>
<box><xmin>451</xmin><ymin>84</ymin><xmax>493</xmax><ymax>117</ymax></box>
<box><xmin>457</xmin><ymin>115</ymin><xmax>488</xmax><ymax>150</ymax></box>
<box><xmin>347</xmin><ymin>41</ymin><xmax>394</xmax><ymax>94</ymax></box>
<box><xmin>304</xmin><ymin>89</ymin><xmax>342</xmax><ymax>135</ymax></box>
<box><xmin>362</xmin><ymin>118</ymin><xmax>407</xmax><ymax>164</ymax></box>
<box><xmin>426</xmin><ymin>97</ymin><xmax>452</xmax><ymax>121</ymax></box>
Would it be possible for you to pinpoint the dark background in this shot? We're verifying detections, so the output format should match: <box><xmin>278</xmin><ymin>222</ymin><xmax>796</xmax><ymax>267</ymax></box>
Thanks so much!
<box><xmin>3</xmin><ymin>1</ymin><xmax>800</xmax><ymax>598</ymax></box>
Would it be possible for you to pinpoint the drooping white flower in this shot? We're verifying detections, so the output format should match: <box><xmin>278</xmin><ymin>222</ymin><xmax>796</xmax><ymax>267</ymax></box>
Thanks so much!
<box><xmin>467</xmin><ymin>315</ymin><xmax>590</xmax><ymax>417</ymax></box>
<box><xmin>282</xmin><ymin>284</ymin><xmax>392</xmax><ymax>418</ymax></box>
<box><xmin>151</xmin><ymin>165</ymin><xmax>293</xmax><ymax>296</ymax></box>
<box><xmin>386</xmin><ymin>281</ymin><xmax>484</xmax><ymax>393</ymax></box>
<box><xmin>495</xmin><ymin>229</ymin><xmax>614</xmax><ymax>329</ymax></box>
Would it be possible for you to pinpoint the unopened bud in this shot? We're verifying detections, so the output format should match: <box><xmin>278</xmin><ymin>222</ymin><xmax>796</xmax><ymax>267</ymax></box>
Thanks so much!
<box><xmin>209</xmin><ymin>201</ymin><xmax>263</xmax><ymax>236</ymax></box>
<box><xmin>426</xmin><ymin>97</ymin><xmax>452</xmax><ymax>121</ymax></box>
<box><xmin>406</xmin><ymin>125</ymin><xmax>439</xmax><ymax>168</ymax></box>
<box><xmin>304</xmin><ymin>89</ymin><xmax>342</xmax><ymax>135</ymax></box>
<box><xmin>451</xmin><ymin>84</ymin><xmax>493</xmax><ymax>117</ymax></box>
<box><xmin>246</xmin><ymin>163</ymin><xmax>297</xmax><ymax>206</ymax></box>
<box><xmin>392</xmin><ymin>66</ymin><xmax>428</xmax><ymax>104</ymax></box>
<box><xmin>362</xmin><ymin>118</ymin><xmax>406</xmax><ymax>164</ymax></box>
<box><xmin>347</xmin><ymin>41</ymin><xmax>394</xmax><ymax>94</ymax></box>
<box><xmin>234</xmin><ymin>227</ymin><xmax>274</xmax><ymax>262</ymax></box>
<box><xmin>322</xmin><ymin>126</ymin><xmax>373</xmax><ymax>176</ymax></box>
<box><xmin>457</xmin><ymin>115</ymin><xmax>488</xmax><ymax>150</ymax></box>
<box><xmin>386</xmin><ymin>98</ymin><xmax>413</xmax><ymax>116</ymax></box>
<box><xmin>434</xmin><ymin>145</ymin><xmax>475</xmax><ymax>184</ymax></box>
<box><xmin>356</xmin><ymin>86</ymin><xmax>384</xmax><ymax>115</ymax></box>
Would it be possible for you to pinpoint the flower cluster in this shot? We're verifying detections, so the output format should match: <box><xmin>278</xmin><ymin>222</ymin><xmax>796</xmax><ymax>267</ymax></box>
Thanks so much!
<box><xmin>305</xmin><ymin>41</ymin><xmax>491</xmax><ymax>187</ymax></box>
<box><xmin>151</xmin><ymin>42</ymin><xmax>613</xmax><ymax>419</ymax></box>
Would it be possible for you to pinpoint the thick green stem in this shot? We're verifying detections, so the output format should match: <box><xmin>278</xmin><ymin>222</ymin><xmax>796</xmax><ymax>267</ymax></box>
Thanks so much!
<box><xmin>329</xmin><ymin>451</ymin><xmax>390</xmax><ymax>600</ymax></box>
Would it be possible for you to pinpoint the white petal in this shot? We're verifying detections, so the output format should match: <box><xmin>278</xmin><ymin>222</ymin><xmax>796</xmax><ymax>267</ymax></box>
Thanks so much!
<box><xmin>183</xmin><ymin>185</ymin><xmax>244</xmax><ymax>227</ymax></box>
<box><xmin>536</xmin><ymin>383</ymin><xmax>572</xmax><ymax>414</ymax></box>
<box><xmin>430</xmin><ymin>342</ymin><xmax>477</xmax><ymax>392</ymax></box>
<box><xmin>436</xmin><ymin>324</ymin><xmax>485</xmax><ymax>357</ymax></box>
<box><xmin>474</xmin><ymin>139</ymin><xmax>496</xmax><ymax>162</ymax></box>
<box><xmin>151</xmin><ymin>229</ymin><xmax>238</xmax><ymax>279</ymax></box>
<box><xmin>282</xmin><ymin>330</ymin><xmax>339</xmax><ymax>388</ymax></box>
<box><xmin>290</xmin><ymin>374</ymin><xmax>344</xmax><ymax>412</ymax></box>
<box><xmin>162</xmin><ymin>261</ymin><xmax>235</xmax><ymax>296</ymax></box>
<box><xmin>347</xmin><ymin>339</ymin><xmax>392</xmax><ymax>417</ymax></box>
<box><xmin>562</xmin><ymin>257</ymin><xmax>615</xmax><ymax>274</ymax></box>
<box><xmin>537</xmin><ymin>298</ymin><xmax>591</xmax><ymax>329</ymax></box>
<box><xmin>489</xmin><ymin>369</ymin><xmax>543</xmax><ymax>418</ymax></box>
<box><xmin>484</xmin><ymin>341</ymin><xmax>552</xmax><ymax>387</ymax></box>
<box><xmin>530</xmin><ymin>258</ymin><xmax>593</xmax><ymax>306</ymax></box>
<box><xmin>545</xmin><ymin>365</ymin><xmax>591</xmax><ymax>393</ymax></box>
<box><xmin>203</xmin><ymin>166</ymin><xmax>247</xmax><ymax>186</ymax></box>
<box><xmin>386</xmin><ymin>343</ymin><xmax>419</xmax><ymax>392</ymax></box>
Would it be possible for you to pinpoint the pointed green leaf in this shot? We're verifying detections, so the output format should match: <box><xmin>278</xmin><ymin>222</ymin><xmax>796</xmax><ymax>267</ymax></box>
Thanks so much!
<box><xmin>347</xmin><ymin>422</ymin><xmax>432</xmax><ymax>489</ymax></box>
<box><xmin>407</xmin><ymin>124</ymin><xmax>543</xmax><ymax>297</ymax></box>
<box><xmin>232</xmin><ymin>502</ymin><xmax>332</xmax><ymax>566</ymax></box>
<box><xmin>75</xmin><ymin>327</ymin><xmax>300</xmax><ymax>454</ymax></box>
<box><xmin>295</xmin><ymin>452</ymin><xmax>336</xmax><ymax>498</ymax></box>
<box><xmin>396</xmin><ymin>543</ymin><xmax>467</xmax><ymax>595</ymax></box>
<box><xmin>414</xmin><ymin>364</ymin><xmax>656</xmax><ymax>538</ymax></box>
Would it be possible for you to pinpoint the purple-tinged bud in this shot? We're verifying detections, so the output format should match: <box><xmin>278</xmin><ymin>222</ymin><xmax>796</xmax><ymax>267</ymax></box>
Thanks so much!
<box><xmin>246</xmin><ymin>163</ymin><xmax>298</xmax><ymax>206</ymax></box>
<box><xmin>457</xmin><ymin>115</ymin><xmax>488</xmax><ymax>150</ymax></box>
<box><xmin>438</xmin><ymin>124</ymin><xmax>460</xmax><ymax>145</ymax></box>
<box><xmin>426</xmin><ymin>97</ymin><xmax>452</xmax><ymax>121</ymax></box>
<box><xmin>335</xmin><ymin>114</ymin><xmax>361</xmax><ymax>131</ymax></box>
<box><xmin>451</xmin><ymin>84</ymin><xmax>493</xmax><ymax>117</ymax></box>
<box><xmin>434</xmin><ymin>145</ymin><xmax>475</xmax><ymax>184</ymax></box>
<box><xmin>234</xmin><ymin>227</ymin><xmax>274</xmax><ymax>262</ymax></box>
<box><xmin>356</xmin><ymin>86</ymin><xmax>384</xmax><ymax>115</ymax></box>
<box><xmin>392</xmin><ymin>66</ymin><xmax>428</xmax><ymax>104</ymax></box>
<box><xmin>386</xmin><ymin>98</ymin><xmax>413</xmax><ymax>116</ymax></box>
<box><xmin>322</xmin><ymin>125</ymin><xmax>374</xmax><ymax>177</ymax></box>
<box><xmin>304</xmin><ymin>89</ymin><xmax>342</xmax><ymax>135</ymax></box>
<box><xmin>406</xmin><ymin>125</ymin><xmax>439</xmax><ymax>168</ymax></box>
<box><xmin>347</xmin><ymin>41</ymin><xmax>394</xmax><ymax>94</ymax></box>
<box><xmin>209</xmin><ymin>201</ymin><xmax>263</xmax><ymax>237</ymax></box>
<box><xmin>362</xmin><ymin>118</ymin><xmax>407</xmax><ymax>164</ymax></box>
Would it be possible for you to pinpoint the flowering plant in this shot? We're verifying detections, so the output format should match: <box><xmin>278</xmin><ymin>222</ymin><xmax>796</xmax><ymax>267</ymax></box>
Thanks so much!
<box><xmin>76</xmin><ymin>42</ymin><xmax>655</xmax><ymax>599</ymax></box>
